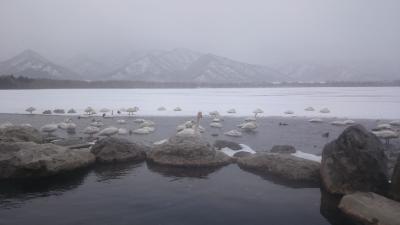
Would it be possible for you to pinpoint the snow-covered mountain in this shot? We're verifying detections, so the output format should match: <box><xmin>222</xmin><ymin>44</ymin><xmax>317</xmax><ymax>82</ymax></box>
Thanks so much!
<box><xmin>273</xmin><ymin>62</ymin><xmax>400</xmax><ymax>82</ymax></box>
<box><xmin>0</xmin><ymin>50</ymin><xmax>80</xmax><ymax>80</ymax></box>
<box><xmin>64</xmin><ymin>54</ymin><xmax>111</xmax><ymax>79</ymax></box>
<box><xmin>106</xmin><ymin>48</ymin><xmax>283</xmax><ymax>83</ymax></box>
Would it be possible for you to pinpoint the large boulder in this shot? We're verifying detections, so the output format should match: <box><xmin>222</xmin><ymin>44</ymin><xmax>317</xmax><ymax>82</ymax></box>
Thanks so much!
<box><xmin>90</xmin><ymin>137</ymin><xmax>148</xmax><ymax>163</ymax></box>
<box><xmin>237</xmin><ymin>153</ymin><xmax>320</xmax><ymax>183</ymax></box>
<box><xmin>390</xmin><ymin>155</ymin><xmax>400</xmax><ymax>201</ymax></box>
<box><xmin>213</xmin><ymin>140</ymin><xmax>242</xmax><ymax>150</ymax></box>
<box><xmin>339</xmin><ymin>192</ymin><xmax>400</xmax><ymax>225</ymax></box>
<box><xmin>0</xmin><ymin>126</ymin><xmax>43</xmax><ymax>143</ymax></box>
<box><xmin>0</xmin><ymin>141</ymin><xmax>95</xmax><ymax>179</ymax></box>
<box><xmin>147</xmin><ymin>136</ymin><xmax>232</xmax><ymax>167</ymax></box>
<box><xmin>270</xmin><ymin>145</ymin><xmax>296</xmax><ymax>154</ymax></box>
<box><xmin>321</xmin><ymin>125</ymin><xmax>388</xmax><ymax>195</ymax></box>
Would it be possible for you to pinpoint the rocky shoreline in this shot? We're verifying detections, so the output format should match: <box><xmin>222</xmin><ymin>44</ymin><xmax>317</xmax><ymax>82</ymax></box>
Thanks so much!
<box><xmin>1</xmin><ymin>114</ymin><xmax>400</xmax><ymax>224</ymax></box>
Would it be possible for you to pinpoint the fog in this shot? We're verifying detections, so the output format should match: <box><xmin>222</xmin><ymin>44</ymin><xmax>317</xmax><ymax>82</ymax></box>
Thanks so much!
<box><xmin>0</xmin><ymin>0</ymin><xmax>399</xmax><ymax>65</ymax></box>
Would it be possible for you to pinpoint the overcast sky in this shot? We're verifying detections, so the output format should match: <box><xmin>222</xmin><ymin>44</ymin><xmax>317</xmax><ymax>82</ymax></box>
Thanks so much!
<box><xmin>0</xmin><ymin>0</ymin><xmax>399</xmax><ymax>65</ymax></box>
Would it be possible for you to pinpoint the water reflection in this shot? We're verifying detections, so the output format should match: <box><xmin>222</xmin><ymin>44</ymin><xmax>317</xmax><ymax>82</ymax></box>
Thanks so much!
<box><xmin>0</xmin><ymin>168</ymin><xmax>91</xmax><ymax>209</ymax></box>
<box><xmin>238</xmin><ymin>166</ymin><xmax>321</xmax><ymax>188</ymax></box>
<box><xmin>146</xmin><ymin>162</ymin><xmax>223</xmax><ymax>179</ymax></box>
<box><xmin>320</xmin><ymin>188</ymin><xmax>355</xmax><ymax>225</ymax></box>
<box><xmin>93</xmin><ymin>162</ymin><xmax>144</xmax><ymax>182</ymax></box>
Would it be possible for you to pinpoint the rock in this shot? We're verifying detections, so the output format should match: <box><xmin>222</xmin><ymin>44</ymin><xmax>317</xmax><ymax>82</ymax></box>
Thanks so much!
<box><xmin>270</xmin><ymin>145</ymin><xmax>296</xmax><ymax>154</ymax></box>
<box><xmin>339</xmin><ymin>192</ymin><xmax>400</xmax><ymax>225</ymax></box>
<box><xmin>233</xmin><ymin>151</ymin><xmax>252</xmax><ymax>158</ymax></box>
<box><xmin>90</xmin><ymin>137</ymin><xmax>148</xmax><ymax>163</ymax></box>
<box><xmin>147</xmin><ymin>136</ymin><xmax>232</xmax><ymax>167</ymax></box>
<box><xmin>237</xmin><ymin>152</ymin><xmax>320</xmax><ymax>183</ymax></box>
<box><xmin>390</xmin><ymin>155</ymin><xmax>400</xmax><ymax>201</ymax></box>
<box><xmin>214</xmin><ymin>140</ymin><xmax>242</xmax><ymax>150</ymax></box>
<box><xmin>321</xmin><ymin>125</ymin><xmax>388</xmax><ymax>195</ymax></box>
<box><xmin>0</xmin><ymin>126</ymin><xmax>43</xmax><ymax>143</ymax></box>
<box><xmin>0</xmin><ymin>141</ymin><xmax>95</xmax><ymax>179</ymax></box>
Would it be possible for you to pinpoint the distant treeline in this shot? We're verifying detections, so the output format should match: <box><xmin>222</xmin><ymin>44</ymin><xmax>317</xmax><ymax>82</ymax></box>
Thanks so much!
<box><xmin>0</xmin><ymin>75</ymin><xmax>399</xmax><ymax>89</ymax></box>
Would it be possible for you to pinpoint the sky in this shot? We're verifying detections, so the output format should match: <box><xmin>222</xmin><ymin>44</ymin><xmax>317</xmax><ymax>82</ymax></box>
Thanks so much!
<box><xmin>0</xmin><ymin>0</ymin><xmax>399</xmax><ymax>65</ymax></box>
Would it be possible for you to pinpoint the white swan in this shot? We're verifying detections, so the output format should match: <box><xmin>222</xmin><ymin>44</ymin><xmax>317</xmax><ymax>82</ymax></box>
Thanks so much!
<box><xmin>117</xmin><ymin>119</ymin><xmax>126</xmax><ymax>124</ymax></box>
<box><xmin>389</xmin><ymin>120</ymin><xmax>400</xmax><ymax>126</ymax></box>
<box><xmin>0</xmin><ymin>122</ymin><xmax>13</xmax><ymax>129</ymax></box>
<box><xmin>99</xmin><ymin>127</ymin><xmax>119</xmax><ymax>137</ymax></box>
<box><xmin>375</xmin><ymin>123</ymin><xmax>392</xmax><ymax>130</ymax></box>
<box><xmin>309</xmin><ymin>118</ymin><xmax>323</xmax><ymax>123</ymax></box>
<box><xmin>239</xmin><ymin>121</ymin><xmax>258</xmax><ymax>131</ymax></box>
<box><xmin>133</xmin><ymin>126</ymin><xmax>155</xmax><ymax>134</ymax></box>
<box><xmin>331</xmin><ymin>121</ymin><xmax>347</xmax><ymax>126</ymax></box>
<box><xmin>134</xmin><ymin>118</ymin><xmax>146</xmax><ymax>123</ymax></box>
<box><xmin>40</xmin><ymin>124</ymin><xmax>58</xmax><ymax>135</ymax></box>
<box><xmin>372</xmin><ymin>130</ymin><xmax>399</xmax><ymax>144</ymax></box>
<box><xmin>210</xmin><ymin>122</ymin><xmax>223</xmax><ymax>128</ymax></box>
<box><xmin>140</xmin><ymin>120</ymin><xmax>155</xmax><ymax>128</ymax></box>
<box><xmin>224</xmin><ymin>130</ymin><xmax>242</xmax><ymax>137</ymax></box>
<box><xmin>83</xmin><ymin>126</ymin><xmax>100</xmax><ymax>137</ymax></box>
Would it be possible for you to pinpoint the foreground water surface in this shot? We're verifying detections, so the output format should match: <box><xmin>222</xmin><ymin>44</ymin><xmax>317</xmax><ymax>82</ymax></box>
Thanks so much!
<box><xmin>0</xmin><ymin>87</ymin><xmax>399</xmax><ymax>119</ymax></box>
<box><xmin>0</xmin><ymin>163</ymin><xmax>345</xmax><ymax>225</ymax></box>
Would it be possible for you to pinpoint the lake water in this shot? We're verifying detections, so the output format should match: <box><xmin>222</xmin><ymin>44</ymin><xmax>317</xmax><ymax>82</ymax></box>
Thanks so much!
<box><xmin>0</xmin><ymin>163</ymin><xmax>348</xmax><ymax>225</ymax></box>
<box><xmin>0</xmin><ymin>87</ymin><xmax>399</xmax><ymax>119</ymax></box>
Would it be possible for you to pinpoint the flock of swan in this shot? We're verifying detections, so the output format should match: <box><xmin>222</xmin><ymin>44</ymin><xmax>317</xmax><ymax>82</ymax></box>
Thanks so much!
<box><xmin>0</xmin><ymin>105</ymin><xmax>398</xmax><ymax>144</ymax></box>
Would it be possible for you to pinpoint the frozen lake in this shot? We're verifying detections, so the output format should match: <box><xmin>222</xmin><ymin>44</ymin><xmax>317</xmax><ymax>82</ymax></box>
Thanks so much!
<box><xmin>0</xmin><ymin>87</ymin><xmax>399</xmax><ymax>119</ymax></box>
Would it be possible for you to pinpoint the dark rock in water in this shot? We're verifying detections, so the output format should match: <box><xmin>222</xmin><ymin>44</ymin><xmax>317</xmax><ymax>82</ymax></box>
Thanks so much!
<box><xmin>237</xmin><ymin>153</ymin><xmax>320</xmax><ymax>183</ymax></box>
<box><xmin>0</xmin><ymin>142</ymin><xmax>95</xmax><ymax>179</ymax></box>
<box><xmin>0</xmin><ymin>126</ymin><xmax>43</xmax><ymax>143</ymax></box>
<box><xmin>147</xmin><ymin>136</ymin><xmax>232</xmax><ymax>167</ymax></box>
<box><xmin>91</xmin><ymin>137</ymin><xmax>148</xmax><ymax>163</ymax></box>
<box><xmin>270</xmin><ymin>145</ymin><xmax>296</xmax><ymax>154</ymax></box>
<box><xmin>146</xmin><ymin>161</ymin><xmax>222</xmax><ymax>178</ymax></box>
<box><xmin>390</xmin><ymin>155</ymin><xmax>400</xmax><ymax>201</ymax></box>
<box><xmin>320</xmin><ymin>189</ymin><xmax>355</xmax><ymax>225</ymax></box>
<box><xmin>321</xmin><ymin>125</ymin><xmax>388</xmax><ymax>195</ymax></box>
<box><xmin>233</xmin><ymin>151</ymin><xmax>252</xmax><ymax>158</ymax></box>
<box><xmin>339</xmin><ymin>192</ymin><xmax>400</xmax><ymax>225</ymax></box>
<box><xmin>214</xmin><ymin>140</ymin><xmax>242</xmax><ymax>150</ymax></box>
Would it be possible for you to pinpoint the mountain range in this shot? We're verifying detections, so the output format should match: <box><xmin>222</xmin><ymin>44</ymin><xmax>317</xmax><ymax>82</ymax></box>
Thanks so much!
<box><xmin>0</xmin><ymin>49</ymin><xmax>398</xmax><ymax>83</ymax></box>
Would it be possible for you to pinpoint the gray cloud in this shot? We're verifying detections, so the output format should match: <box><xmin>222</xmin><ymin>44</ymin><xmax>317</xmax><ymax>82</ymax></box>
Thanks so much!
<box><xmin>0</xmin><ymin>0</ymin><xmax>399</xmax><ymax>65</ymax></box>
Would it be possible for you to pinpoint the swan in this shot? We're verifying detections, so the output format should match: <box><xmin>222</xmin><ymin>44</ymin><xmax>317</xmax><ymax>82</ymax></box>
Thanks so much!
<box><xmin>209</xmin><ymin>111</ymin><xmax>220</xmax><ymax>117</ymax></box>
<box><xmin>117</xmin><ymin>119</ymin><xmax>126</xmax><ymax>124</ymax></box>
<box><xmin>212</xmin><ymin>117</ymin><xmax>222</xmax><ymax>122</ymax></box>
<box><xmin>158</xmin><ymin>106</ymin><xmax>166</xmax><ymax>111</ymax></box>
<box><xmin>177</xmin><ymin>112</ymin><xmax>204</xmax><ymax>136</ymax></box>
<box><xmin>330</xmin><ymin>121</ymin><xmax>347</xmax><ymax>126</ymax></box>
<box><xmin>210</xmin><ymin>122</ymin><xmax>223</xmax><ymax>128</ymax></box>
<box><xmin>244</xmin><ymin>117</ymin><xmax>257</xmax><ymax>122</ymax></box>
<box><xmin>140</xmin><ymin>120</ymin><xmax>155</xmax><ymax>128</ymax></box>
<box><xmin>0</xmin><ymin>122</ymin><xmax>13</xmax><ymax>129</ymax></box>
<box><xmin>134</xmin><ymin>118</ymin><xmax>146</xmax><ymax>123</ymax></box>
<box><xmin>239</xmin><ymin>121</ymin><xmax>257</xmax><ymax>131</ymax></box>
<box><xmin>118</xmin><ymin>128</ymin><xmax>128</xmax><ymax>135</ymax></box>
<box><xmin>174</xmin><ymin>107</ymin><xmax>182</xmax><ymax>111</ymax></box>
<box><xmin>20</xmin><ymin>123</ymin><xmax>33</xmax><ymax>128</ymax></box>
<box><xmin>133</xmin><ymin>126</ymin><xmax>155</xmax><ymax>134</ymax></box>
<box><xmin>320</xmin><ymin>108</ymin><xmax>330</xmax><ymax>113</ymax></box>
<box><xmin>40</xmin><ymin>124</ymin><xmax>58</xmax><ymax>135</ymax></box>
<box><xmin>372</xmin><ymin>130</ymin><xmax>399</xmax><ymax>144</ymax></box>
<box><xmin>90</xmin><ymin>121</ymin><xmax>104</xmax><ymax>127</ymax></box>
<box><xmin>374</xmin><ymin>123</ymin><xmax>392</xmax><ymax>131</ymax></box>
<box><xmin>83</xmin><ymin>126</ymin><xmax>100</xmax><ymax>137</ymax></box>
<box><xmin>227</xmin><ymin>109</ymin><xmax>236</xmax><ymax>114</ymax></box>
<box><xmin>253</xmin><ymin>108</ymin><xmax>264</xmax><ymax>118</ymax></box>
<box><xmin>304</xmin><ymin>107</ymin><xmax>315</xmax><ymax>111</ymax></box>
<box><xmin>99</xmin><ymin>127</ymin><xmax>119</xmax><ymax>137</ymax></box>
<box><xmin>224</xmin><ymin>130</ymin><xmax>242</xmax><ymax>137</ymax></box>
<box><xmin>176</xmin><ymin>120</ymin><xmax>195</xmax><ymax>132</ymax></box>
<box><xmin>25</xmin><ymin>106</ymin><xmax>36</xmax><ymax>114</ymax></box>
<box><xmin>309</xmin><ymin>118</ymin><xmax>323</xmax><ymax>123</ymax></box>
<box><xmin>343</xmin><ymin>120</ymin><xmax>355</xmax><ymax>125</ymax></box>
<box><xmin>389</xmin><ymin>120</ymin><xmax>400</xmax><ymax>126</ymax></box>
